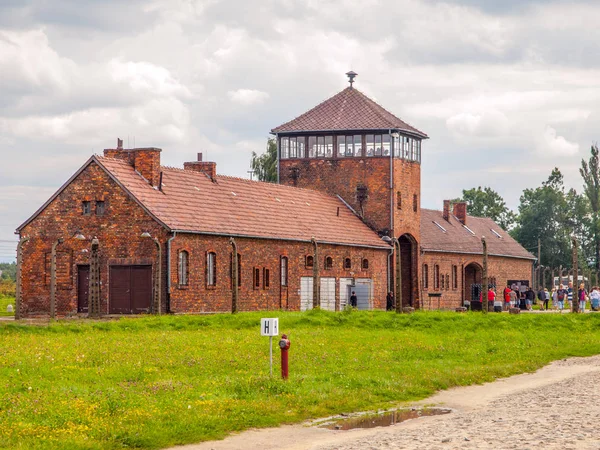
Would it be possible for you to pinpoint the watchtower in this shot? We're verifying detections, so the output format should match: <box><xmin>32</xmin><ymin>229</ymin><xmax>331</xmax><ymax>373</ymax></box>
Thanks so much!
<box><xmin>271</xmin><ymin>72</ymin><xmax>428</xmax><ymax>306</ymax></box>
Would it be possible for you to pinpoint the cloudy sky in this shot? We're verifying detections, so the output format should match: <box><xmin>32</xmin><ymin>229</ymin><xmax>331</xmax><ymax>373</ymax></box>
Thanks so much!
<box><xmin>1</xmin><ymin>0</ymin><xmax>599</xmax><ymax>262</ymax></box>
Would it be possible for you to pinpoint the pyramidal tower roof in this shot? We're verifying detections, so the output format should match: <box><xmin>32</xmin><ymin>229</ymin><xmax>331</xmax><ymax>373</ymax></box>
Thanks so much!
<box><xmin>271</xmin><ymin>85</ymin><xmax>427</xmax><ymax>138</ymax></box>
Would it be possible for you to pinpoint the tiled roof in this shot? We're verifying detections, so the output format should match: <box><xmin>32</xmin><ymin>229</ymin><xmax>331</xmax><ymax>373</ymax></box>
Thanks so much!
<box><xmin>271</xmin><ymin>87</ymin><xmax>428</xmax><ymax>138</ymax></box>
<box><xmin>420</xmin><ymin>209</ymin><xmax>535</xmax><ymax>260</ymax></box>
<box><xmin>96</xmin><ymin>156</ymin><xmax>389</xmax><ymax>248</ymax></box>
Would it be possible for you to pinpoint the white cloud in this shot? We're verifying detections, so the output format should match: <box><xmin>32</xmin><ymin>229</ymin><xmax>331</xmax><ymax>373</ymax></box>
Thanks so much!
<box><xmin>446</xmin><ymin>110</ymin><xmax>510</xmax><ymax>137</ymax></box>
<box><xmin>227</xmin><ymin>89</ymin><xmax>270</xmax><ymax>106</ymax></box>
<box><xmin>0</xmin><ymin>28</ymin><xmax>77</xmax><ymax>93</ymax></box>
<box><xmin>538</xmin><ymin>126</ymin><xmax>579</xmax><ymax>156</ymax></box>
<box><xmin>109</xmin><ymin>59</ymin><xmax>192</xmax><ymax>98</ymax></box>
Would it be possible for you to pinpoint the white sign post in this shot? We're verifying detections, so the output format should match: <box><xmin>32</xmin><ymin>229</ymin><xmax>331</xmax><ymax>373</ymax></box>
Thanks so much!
<box><xmin>261</xmin><ymin>318</ymin><xmax>279</xmax><ymax>376</ymax></box>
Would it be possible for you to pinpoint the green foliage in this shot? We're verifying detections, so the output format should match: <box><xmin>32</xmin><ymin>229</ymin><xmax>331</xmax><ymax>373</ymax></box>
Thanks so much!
<box><xmin>1</xmin><ymin>311</ymin><xmax>600</xmax><ymax>449</ymax></box>
<box><xmin>250</xmin><ymin>138</ymin><xmax>277</xmax><ymax>182</ymax></box>
<box><xmin>511</xmin><ymin>168</ymin><xmax>591</xmax><ymax>268</ymax></box>
<box><xmin>0</xmin><ymin>262</ymin><xmax>16</xmax><ymax>281</ymax></box>
<box><xmin>580</xmin><ymin>144</ymin><xmax>600</xmax><ymax>269</ymax></box>
<box><xmin>0</xmin><ymin>295</ymin><xmax>15</xmax><ymax>316</ymax></box>
<box><xmin>454</xmin><ymin>186</ymin><xmax>516</xmax><ymax>230</ymax></box>
<box><xmin>0</xmin><ymin>279</ymin><xmax>15</xmax><ymax>298</ymax></box>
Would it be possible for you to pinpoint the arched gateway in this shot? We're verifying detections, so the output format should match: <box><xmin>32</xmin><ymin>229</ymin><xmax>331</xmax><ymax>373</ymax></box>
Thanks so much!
<box><xmin>464</xmin><ymin>262</ymin><xmax>483</xmax><ymax>306</ymax></box>
<box><xmin>399</xmin><ymin>234</ymin><xmax>417</xmax><ymax>308</ymax></box>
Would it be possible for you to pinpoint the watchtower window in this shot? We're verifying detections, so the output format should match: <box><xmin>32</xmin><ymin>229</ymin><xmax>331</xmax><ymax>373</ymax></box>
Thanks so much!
<box><xmin>337</xmin><ymin>135</ymin><xmax>362</xmax><ymax>157</ymax></box>
<box><xmin>308</xmin><ymin>136</ymin><xmax>317</xmax><ymax>158</ymax></box>
<box><xmin>382</xmin><ymin>134</ymin><xmax>390</xmax><ymax>156</ymax></box>
<box><xmin>310</xmin><ymin>136</ymin><xmax>333</xmax><ymax>158</ymax></box>
<box><xmin>280</xmin><ymin>137</ymin><xmax>289</xmax><ymax>159</ymax></box>
<box><xmin>413</xmin><ymin>194</ymin><xmax>418</xmax><ymax>212</ymax></box>
<box><xmin>397</xmin><ymin>192</ymin><xmax>401</xmax><ymax>210</ymax></box>
<box><xmin>280</xmin><ymin>136</ymin><xmax>305</xmax><ymax>159</ymax></box>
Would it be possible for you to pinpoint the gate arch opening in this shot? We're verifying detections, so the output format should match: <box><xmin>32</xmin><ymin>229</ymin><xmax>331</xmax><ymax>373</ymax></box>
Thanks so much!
<box><xmin>398</xmin><ymin>234</ymin><xmax>417</xmax><ymax>308</ymax></box>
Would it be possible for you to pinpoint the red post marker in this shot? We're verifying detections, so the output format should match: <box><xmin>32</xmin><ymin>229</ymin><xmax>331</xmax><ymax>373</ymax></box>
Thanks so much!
<box><xmin>279</xmin><ymin>334</ymin><xmax>291</xmax><ymax>380</ymax></box>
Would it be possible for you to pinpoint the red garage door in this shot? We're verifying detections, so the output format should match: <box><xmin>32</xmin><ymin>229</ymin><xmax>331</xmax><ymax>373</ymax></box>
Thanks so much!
<box><xmin>109</xmin><ymin>265</ymin><xmax>152</xmax><ymax>314</ymax></box>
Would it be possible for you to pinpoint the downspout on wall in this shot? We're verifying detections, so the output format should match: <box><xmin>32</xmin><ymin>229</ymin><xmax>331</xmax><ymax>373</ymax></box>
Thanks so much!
<box><xmin>230</xmin><ymin>237</ymin><xmax>239</xmax><ymax>313</ymax></box>
<box><xmin>389</xmin><ymin>129</ymin><xmax>394</xmax><ymax>235</ymax></box>
<box><xmin>275</xmin><ymin>133</ymin><xmax>280</xmax><ymax>184</ymax></box>
<box><xmin>166</xmin><ymin>231</ymin><xmax>177</xmax><ymax>313</ymax></box>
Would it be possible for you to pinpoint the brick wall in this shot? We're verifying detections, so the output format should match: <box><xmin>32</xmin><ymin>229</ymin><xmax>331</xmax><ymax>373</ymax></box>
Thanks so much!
<box><xmin>420</xmin><ymin>251</ymin><xmax>533</xmax><ymax>309</ymax></box>
<box><xmin>279</xmin><ymin>155</ymin><xmax>421</xmax><ymax>307</ymax></box>
<box><xmin>20</xmin><ymin>161</ymin><xmax>169</xmax><ymax>317</ymax></box>
<box><xmin>279</xmin><ymin>157</ymin><xmax>394</xmax><ymax>234</ymax></box>
<box><xmin>169</xmin><ymin>234</ymin><xmax>389</xmax><ymax>313</ymax></box>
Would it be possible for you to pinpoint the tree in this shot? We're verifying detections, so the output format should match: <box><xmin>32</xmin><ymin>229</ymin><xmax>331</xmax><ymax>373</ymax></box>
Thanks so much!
<box><xmin>250</xmin><ymin>138</ymin><xmax>277</xmax><ymax>183</ymax></box>
<box><xmin>511</xmin><ymin>168</ymin><xmax>591</xmax><ymax>269</ymax></box>
<box><xmin>580</xmin><ymin>144</ymin><xmax>600</xmax><ymax>269</ymax></box>
<box><xmin>0</xmin><ymin>262</ymin><xmax>16</xmax><ymax>282</ymax></box>
<box><xmin>454</xmin><ymin>186</ymin><xmax>516</xmax><ymax>230</ymax></box>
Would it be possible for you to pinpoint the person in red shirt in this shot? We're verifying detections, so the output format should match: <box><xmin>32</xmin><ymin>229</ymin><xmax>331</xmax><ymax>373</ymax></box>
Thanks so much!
<box><xmin>503</xmin><ymin>285</ymin><xmax>512</xmax><ymax>311</ymax></box>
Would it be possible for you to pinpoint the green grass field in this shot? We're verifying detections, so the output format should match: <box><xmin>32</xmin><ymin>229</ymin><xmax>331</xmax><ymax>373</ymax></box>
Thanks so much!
<box><xmin>1</xmin><ymin>310</ymin><xmax>600</xmax><ymax>450</ymax></box>
<box><xmin>0</xmin><ymin>295</ymin><xmax>15</xmax><ymax>317</ymax></box>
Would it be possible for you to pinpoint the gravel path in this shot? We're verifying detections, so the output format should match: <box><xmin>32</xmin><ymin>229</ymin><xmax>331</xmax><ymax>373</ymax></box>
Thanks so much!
<box><xmin>175</xmin><ymin>355</ymin><xmax>600</xmax><ymax>450</ymax></box>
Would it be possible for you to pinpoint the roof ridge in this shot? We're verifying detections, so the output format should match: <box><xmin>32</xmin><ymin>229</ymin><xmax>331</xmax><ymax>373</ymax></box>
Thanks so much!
<box><xmin>354</xmin><ymin>89</ymin><xmax>427</xmax><ymax>135</ymax></box>
<box><xmin>214</xmin><ymin>174</ymin><xmax>349</xmax><ymax>198</ymax></box>
<box><xmin>271</xmin><ymin>87</ymin><xmax>352</xmax><ymax>133</ymax></box>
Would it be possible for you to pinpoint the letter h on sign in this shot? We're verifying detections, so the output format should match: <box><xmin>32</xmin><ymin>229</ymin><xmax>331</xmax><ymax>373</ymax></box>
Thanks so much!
<box><xmin>261</xmin><ymin>318</ymin><xmax>279</xmax><ymax>336</ymax></box>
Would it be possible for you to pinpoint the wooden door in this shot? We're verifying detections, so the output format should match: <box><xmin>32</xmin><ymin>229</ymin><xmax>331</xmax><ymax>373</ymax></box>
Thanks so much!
<box><xmin>77</xmin><ymin>265</ymin><xmax>90</xmax><ymax>313</ymax></box>
<box><xmin>131</xmin><ymin>266</ymin><xmax>152</xmax><ymax>313</ymax></box>
<box><xmin>109</xmin><ymin>265</ymin><xmax>152</xmax><ymax>314</ymax></box>
<box><xmin>109</xmin><ymin>266</ymin><xmax>131</xmax><ymax>314</ymax></box>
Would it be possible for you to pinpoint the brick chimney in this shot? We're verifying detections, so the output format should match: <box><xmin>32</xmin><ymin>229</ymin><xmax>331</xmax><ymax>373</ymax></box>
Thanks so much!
<box><xmin>443</xmin><ymin>200</ymin><xmax>451</xmax><ymax>222</ymax></box>
<box><xmin>453</xmin><ymin>202</ymin><xmax>467</xmax><ymax>225</ymax></box>
<box><xmin>184</xmin><ymin>152</ymin><xmax>217</xmax><ymax>180</ymax></box>
<box><xmin>104</xmin><ymin>138</ymin><xmax>162</xmax><ymax>188</ymax></box>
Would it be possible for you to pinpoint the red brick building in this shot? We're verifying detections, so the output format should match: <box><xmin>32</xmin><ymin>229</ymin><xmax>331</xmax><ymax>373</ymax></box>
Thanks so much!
<box><xmin>15</xmin><ymin>74</ymin><xmax>533</xmax><ymax>317</ymax></box>
<box><xmin>16</xmin><ymin>146</ymin><xmax>390</xmax><ymax>317</ymax></box>
<box><xmin>420</xmin><ymin>204</ymin><xmax>534</xmax><ymax>310</ymax></box>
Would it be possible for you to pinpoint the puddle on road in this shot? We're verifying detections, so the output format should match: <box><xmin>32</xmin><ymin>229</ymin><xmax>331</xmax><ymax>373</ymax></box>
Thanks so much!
<box><xmin>320</xmin><ymin>407</ymin><xmax>452</xmax><ymax>430</ymax></box>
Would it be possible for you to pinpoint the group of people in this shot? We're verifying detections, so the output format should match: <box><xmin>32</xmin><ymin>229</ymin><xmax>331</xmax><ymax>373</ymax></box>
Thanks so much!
<box><xmin>495</xmin><ymin>281</ymin><xmax>600</xmax><ymax>312</ymax></box>
<box><xmin>500</xmin><ymin>285</ymin><xmax>538</xmax><ymax>310</ymax></box>
<box><xmin>547</xmin><ymin>283</ymin><xmax>600</xmax><ymax>312</ymax></box>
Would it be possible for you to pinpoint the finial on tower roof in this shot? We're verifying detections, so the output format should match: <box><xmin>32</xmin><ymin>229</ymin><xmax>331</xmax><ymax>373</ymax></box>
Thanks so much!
<box><xmin>346</xmin><ymin>70</ymin><xmax>357</xmax><ymax>88</ymax></box>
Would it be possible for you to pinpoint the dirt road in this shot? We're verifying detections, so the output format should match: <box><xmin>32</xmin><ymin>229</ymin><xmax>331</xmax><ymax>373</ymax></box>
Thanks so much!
<box><xmin>174</xmin><ymin>355</ymin><xmax>600</xmax><ymax>450</ymax></box>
